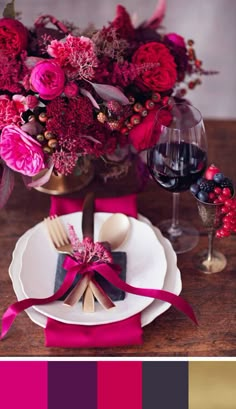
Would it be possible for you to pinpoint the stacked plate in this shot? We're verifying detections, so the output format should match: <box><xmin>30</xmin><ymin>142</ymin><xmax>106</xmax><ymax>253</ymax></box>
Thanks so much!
<box><xmin>9</xmin><ymin>212</ymin><xmax>182</xmax><ymax>329</ymax></box>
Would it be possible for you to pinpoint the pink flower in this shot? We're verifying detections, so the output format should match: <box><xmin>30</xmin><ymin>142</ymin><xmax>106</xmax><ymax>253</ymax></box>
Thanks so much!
<box><xmin>64</xmin><ymin>82</ymin><xmax>79</xmax><ymax>97</ymax></box>
<box><xmin>68</xmin><ymin>225</ymin><xmax>112</xmax><ymax>264</ymax></box>
<box><xmin>25</xmin><ymin>95</ymin><xmax>39</xmax><ymax>109</ymax></box>
<box><xmin>12</xmin><ymin>95</ymin><xmax>28</xmax><ymax>112</ymax></box>
<box><xmin>0</xmin><ymin>124</ymin><xmax>45</xmax><ymax>176</ymax></box>
<box><xmin>47</xmin><ymin>35</ymin><xmax>98</xmax><ymax>80</ymax></box>
<box><xmin>10</xmin><ymin>94</ymin><xmax>39</xmax><ymax>112</ymax></box>
<box><xmin>0</xmin><ymin>18</ymin><xmax>28</xmax><ymax>56</ymax></box>
<box><xmin>30</xmin><ymin>60</ymin><xmax>65</xmax><ymax>100</ymax></box>
<box><xmin>0</xmin><ymin>95</ymin><xmax>23</xmax><ymax>130</ymax></box>
<box><xmin>165</xmin><ymin>33</ymin><xmax>186</xmax><ymax>48</ymax></box>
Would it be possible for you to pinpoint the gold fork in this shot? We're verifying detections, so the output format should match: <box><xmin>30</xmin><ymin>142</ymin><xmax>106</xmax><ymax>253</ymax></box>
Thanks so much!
<box><xmin>44</xmin><ymin>215</ymin><xmax>73</xmax><ymax>256</ymax></box>
<box><xmin>44</xmin><ymin>215</ymin><xmax>115</xmax><ymax>311</ymax></box>
<box><xmin>44</xmin><ymin>215</ymin><xmax>91</xmax><ymax>308</ymax></box>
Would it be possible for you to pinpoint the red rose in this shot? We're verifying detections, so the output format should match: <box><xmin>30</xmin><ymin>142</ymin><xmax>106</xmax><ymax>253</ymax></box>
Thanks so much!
<box><xmin>0</xmin><ymin>18</ymin><xmax>28</xmax><ymax>56</ymax></box>
<box><xmin>129</xmin><ymin>106</ymin><xmax>172</xmax><ymax>152</ymax></box>
<box><xmin>132</xmin><ymin>42</ymin><xmax>177</xmax><ymax>92</ymax></box>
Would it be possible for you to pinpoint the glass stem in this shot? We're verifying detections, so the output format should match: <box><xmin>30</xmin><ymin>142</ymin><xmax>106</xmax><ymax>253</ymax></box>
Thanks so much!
<box><xmin>169</xmin><ymin>192</ymin><xmax>182</xmax><ymax>237</ymax></box>
<box><xmin>207</xmin><ymin>230</ymin><xmax>214</xmax><ymax>262</ymax></box>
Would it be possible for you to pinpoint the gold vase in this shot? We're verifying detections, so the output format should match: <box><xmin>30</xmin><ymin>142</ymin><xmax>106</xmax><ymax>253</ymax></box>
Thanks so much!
<box><xmin>35</xmin><ymin>157</ymin><xmax>95</xmax><ymax>195</ymax></box>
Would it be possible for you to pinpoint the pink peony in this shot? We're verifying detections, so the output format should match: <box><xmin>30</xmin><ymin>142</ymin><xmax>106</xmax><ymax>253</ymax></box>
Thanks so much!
<box><xmin>0</xmin><ymin>18</ymin><xmax>28</xmax><ymax>56</ymax></box>
<box><xmin>0</xmin><ymin>124</ymin><xmax>45</xmax><ymax>176</ymax></box>
<box><xmin>164</xmin><ymin>33</ymin><xmax>186</xmax><ymax>48</ymax></box>
<box><xmin>30</xmin><ymin>60</ymin><xmax>65</xmax><ymax>100</ymax></box>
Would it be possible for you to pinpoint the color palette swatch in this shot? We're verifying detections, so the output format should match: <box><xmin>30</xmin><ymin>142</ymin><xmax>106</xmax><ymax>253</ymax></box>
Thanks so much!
<box><xmin>1</xmin><ymin>361</ymin><xmax>235</xmax><ymax>408</ymax></box>
<box><xmin>0</xmin><ymin>361</ymin><xmax>188</xmax><ymax>409</ymax></box>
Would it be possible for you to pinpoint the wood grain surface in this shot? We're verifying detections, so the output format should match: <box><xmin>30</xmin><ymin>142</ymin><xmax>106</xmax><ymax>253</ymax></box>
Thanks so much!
<box><xmin>0</xmin><ymin>120</ymin><xmax>235</xmax><ymax>357</ymax></box>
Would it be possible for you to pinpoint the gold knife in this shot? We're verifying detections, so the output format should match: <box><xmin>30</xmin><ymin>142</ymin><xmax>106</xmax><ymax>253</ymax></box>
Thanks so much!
<box><xmin>64</xmin><ymin>192</ymin><xmax>95</xmax><ymax>308</ymax></box>
<box><xmin>64</xmin><ymin>192</ymin><xmax>115</xmax><ymax>311</ymax></box>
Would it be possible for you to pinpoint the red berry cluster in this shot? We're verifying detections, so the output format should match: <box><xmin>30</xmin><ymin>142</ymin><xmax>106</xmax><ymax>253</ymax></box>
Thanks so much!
<box><xmin>191</xmin><ymin>164</ymin><xmax>235</xmax><ymax>239</ymax></box>
<box><xmin>208</xmin><ymin>186</ymin><xmax>232</xmax><ymax>204</ymax></box>
<box><xmin>216</xmin><ymin>198</ymin><xmax>236</xmax><ymax>238</ymax></box>
<box><xmin>204</xmin><ymin>164</ymin><xmax>235</xmax><ymax>238</ymax></box>
<box><xmin>96</xmin><ymin>93</ymin><xmax>169</xmax><ymax>133</ymax></box>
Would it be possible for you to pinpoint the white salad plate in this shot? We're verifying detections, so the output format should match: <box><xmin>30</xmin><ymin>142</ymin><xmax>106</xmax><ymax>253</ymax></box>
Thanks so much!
<box><xmin>9</xmin><ymin>214</ymin><xmax>182</xmax><ymax>329</ymax></box>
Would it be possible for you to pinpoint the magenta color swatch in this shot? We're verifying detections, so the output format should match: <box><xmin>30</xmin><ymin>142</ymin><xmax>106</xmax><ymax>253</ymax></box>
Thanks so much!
<box><xmin>0</xmin><ymin>361</ymin><xmax>47</xmax><ymax>409</ymax></box>
<box><xmin>97</xmin><ymin>361</ymin><xmax>142</xmax><ymax>409</ymax></box>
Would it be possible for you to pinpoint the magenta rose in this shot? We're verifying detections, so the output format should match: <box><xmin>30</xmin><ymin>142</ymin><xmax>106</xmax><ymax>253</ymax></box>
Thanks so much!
<box><xmin>30</xmin><ymin>60</ymin><xmax>65</xmax><ymax>100</ymax></box>
<box><xmin>164</xmin><ymin>33</ymin><xmax>186</xmax><ymax>48</ymax></box>
<box><xmin>0</xmin><ymin>18</ymin><xmax>28</xmax><ymax>56</ymax></box>
<box><xmin>132</xmin><ymin>42</ymin><xmax>177</xmax><ymax>92</ymax></box>
<box><xmin>0</xmin><ymin>124</ymin><xmax>45</xmax><ymax>176</ymax></box>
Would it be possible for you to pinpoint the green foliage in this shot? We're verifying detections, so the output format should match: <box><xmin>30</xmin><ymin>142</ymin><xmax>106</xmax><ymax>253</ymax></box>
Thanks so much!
<box><xmin>2</xmin><ymin>0</ymin><xmax>16</xmax><ymax>18</ymax></box>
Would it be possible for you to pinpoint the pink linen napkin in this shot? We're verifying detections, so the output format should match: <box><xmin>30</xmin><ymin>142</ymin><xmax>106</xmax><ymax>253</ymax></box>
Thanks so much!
<box><xmin>46</xmin><ymin>193</ymin><xmax>143</xmax><ymax>348</ymax></box>
<box><xmin>49</xmin><ymin>194</ymin><xmax>138</xmax><ymax>218</ymax></box>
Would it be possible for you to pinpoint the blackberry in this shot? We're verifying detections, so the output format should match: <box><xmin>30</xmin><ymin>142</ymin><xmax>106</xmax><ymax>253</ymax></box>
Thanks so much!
<box><xmin>220</xmin><ymin>177</ymin><xmax>234</xmax><ymax>194</ymax></box>
<box><xmin>199</xmin><ymin>179</ymin><xmax>215</xmax><ymax>193</ymax></box>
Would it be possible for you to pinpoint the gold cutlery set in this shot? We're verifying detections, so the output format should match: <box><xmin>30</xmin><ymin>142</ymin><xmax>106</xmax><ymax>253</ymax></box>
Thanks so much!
<box><xmin>44</xmin><ymin>193</ymin><xmax>130</xmax><ymax>313</ymax></box>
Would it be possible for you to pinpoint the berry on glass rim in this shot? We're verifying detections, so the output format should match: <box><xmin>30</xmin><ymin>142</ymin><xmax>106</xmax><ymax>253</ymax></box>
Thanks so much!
<box><xmin>205</xmin><ymin>164</ymin><xmax>221</xmax><ymax>180</ymax></box>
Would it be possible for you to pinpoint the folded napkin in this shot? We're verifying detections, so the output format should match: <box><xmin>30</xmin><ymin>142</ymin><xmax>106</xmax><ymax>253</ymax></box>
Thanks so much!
<box><xmin>46</xmin><ymin>193</ymin><xmax>143</xmax><ymax>348</ymax></box>
<box><xmin>50</xmin><ymin>194</ymin><xmax>138</xmax><ymax>218</ymax></box>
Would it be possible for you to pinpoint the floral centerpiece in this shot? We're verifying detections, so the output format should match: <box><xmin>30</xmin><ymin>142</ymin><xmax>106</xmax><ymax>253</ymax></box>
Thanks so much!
<box><xmin>0</xmin><ymin>0</ymin><xmax>212</xmax><ymax>206</ymax></box>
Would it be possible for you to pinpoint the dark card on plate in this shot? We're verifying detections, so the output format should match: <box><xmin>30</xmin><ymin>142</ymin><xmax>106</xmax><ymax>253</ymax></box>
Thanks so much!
<box><xmin>54</xmin><ymin>252</ymin><xmax>127</xmax><ymax>301</ymax></box>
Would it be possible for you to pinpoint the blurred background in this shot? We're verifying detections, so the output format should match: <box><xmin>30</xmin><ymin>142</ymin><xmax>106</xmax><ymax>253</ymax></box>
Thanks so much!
<box><xmin>3</xmin><ymin>0</ymin><xmax>236</xmax><ymax>119</ymax></box>
<box><xmin>189</xmin><ymin>361</ymin><xmax>236</xmax><ymax>409</ymax></box>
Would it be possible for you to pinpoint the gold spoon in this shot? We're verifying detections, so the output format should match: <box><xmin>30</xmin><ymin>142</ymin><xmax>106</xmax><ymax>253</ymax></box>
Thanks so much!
<box><xmin>98</xmin><ymin>213</ymin><xmax>130</xmax><ymax>250</ymax></box>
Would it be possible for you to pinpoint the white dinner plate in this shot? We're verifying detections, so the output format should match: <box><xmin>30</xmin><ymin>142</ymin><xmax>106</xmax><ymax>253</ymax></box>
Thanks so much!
<box><xmin>9</xmin><ymin>215</ymin><xmax>182</xmax><ymax>329</ymax></box>
<box><xmin>19</xmin><ymin>212</ymin><xmax>167</xmax><ymax>325</ymax></box>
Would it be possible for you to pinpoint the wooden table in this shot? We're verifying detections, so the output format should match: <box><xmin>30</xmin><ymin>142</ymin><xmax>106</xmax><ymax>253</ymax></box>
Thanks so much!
<box><xmin>0</xmin><ymin>119</ymin><xmax>235</xmax><ymax>357</ymax></box>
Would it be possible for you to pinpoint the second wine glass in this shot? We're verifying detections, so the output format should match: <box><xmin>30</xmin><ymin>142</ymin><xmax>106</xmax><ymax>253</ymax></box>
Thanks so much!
<box><xmin>147</xmin><ymin>103</ymin><xmax>208</xmax><ymax>254</ymax></box>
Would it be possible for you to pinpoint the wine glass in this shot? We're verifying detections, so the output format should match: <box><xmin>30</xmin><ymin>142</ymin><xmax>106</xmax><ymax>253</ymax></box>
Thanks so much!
<box><xmin>193</xmin><ymin>197</ymin><xmax>227</xmax><ymax>273</ymax></box>
<box><xmin>147</xmin><ymin>103</ymin><xmax>208</xmax><ymax>254</ymax></box>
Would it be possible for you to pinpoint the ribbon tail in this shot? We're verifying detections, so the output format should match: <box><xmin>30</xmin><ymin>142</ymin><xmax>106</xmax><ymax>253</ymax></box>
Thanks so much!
<box><xmin>0</xmin><ymin>265</ymin><xmax>80</xmax><ymax>340</ymax></box>
<box><xmin>94</xmin><ymin>264</ymin><xmax>198</xmax><ymax>325</ymax></box>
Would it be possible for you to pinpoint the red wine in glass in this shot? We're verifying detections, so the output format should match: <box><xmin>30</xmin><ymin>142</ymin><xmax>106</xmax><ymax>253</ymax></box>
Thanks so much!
<box><xmin>147</xmin><ymin>103</ymin><xmax>208</xmax><ymax>254</ymax></box>
<box><xmin>148</xmin><ymin>141</ymin><xmax>207</xmax><ymax>192</ymax></box>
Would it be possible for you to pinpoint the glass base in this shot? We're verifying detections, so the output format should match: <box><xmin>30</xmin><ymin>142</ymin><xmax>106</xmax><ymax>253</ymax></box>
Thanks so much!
<box><xmin>194</xmin><ymin>249</ymin><xmax>227</xmax><ymax>274</ymax></box>
<box><xmin>158</xmin><ymin>219</ymin><xmax>199</xmax><ymax>254</ymax></box>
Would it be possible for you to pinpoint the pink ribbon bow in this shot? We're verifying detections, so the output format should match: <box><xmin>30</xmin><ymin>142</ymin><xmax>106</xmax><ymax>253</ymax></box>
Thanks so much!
<box><xmin>1</xmin><ymin>252</ymin><xmax>197</xmax><ymax>340</ymax></box>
